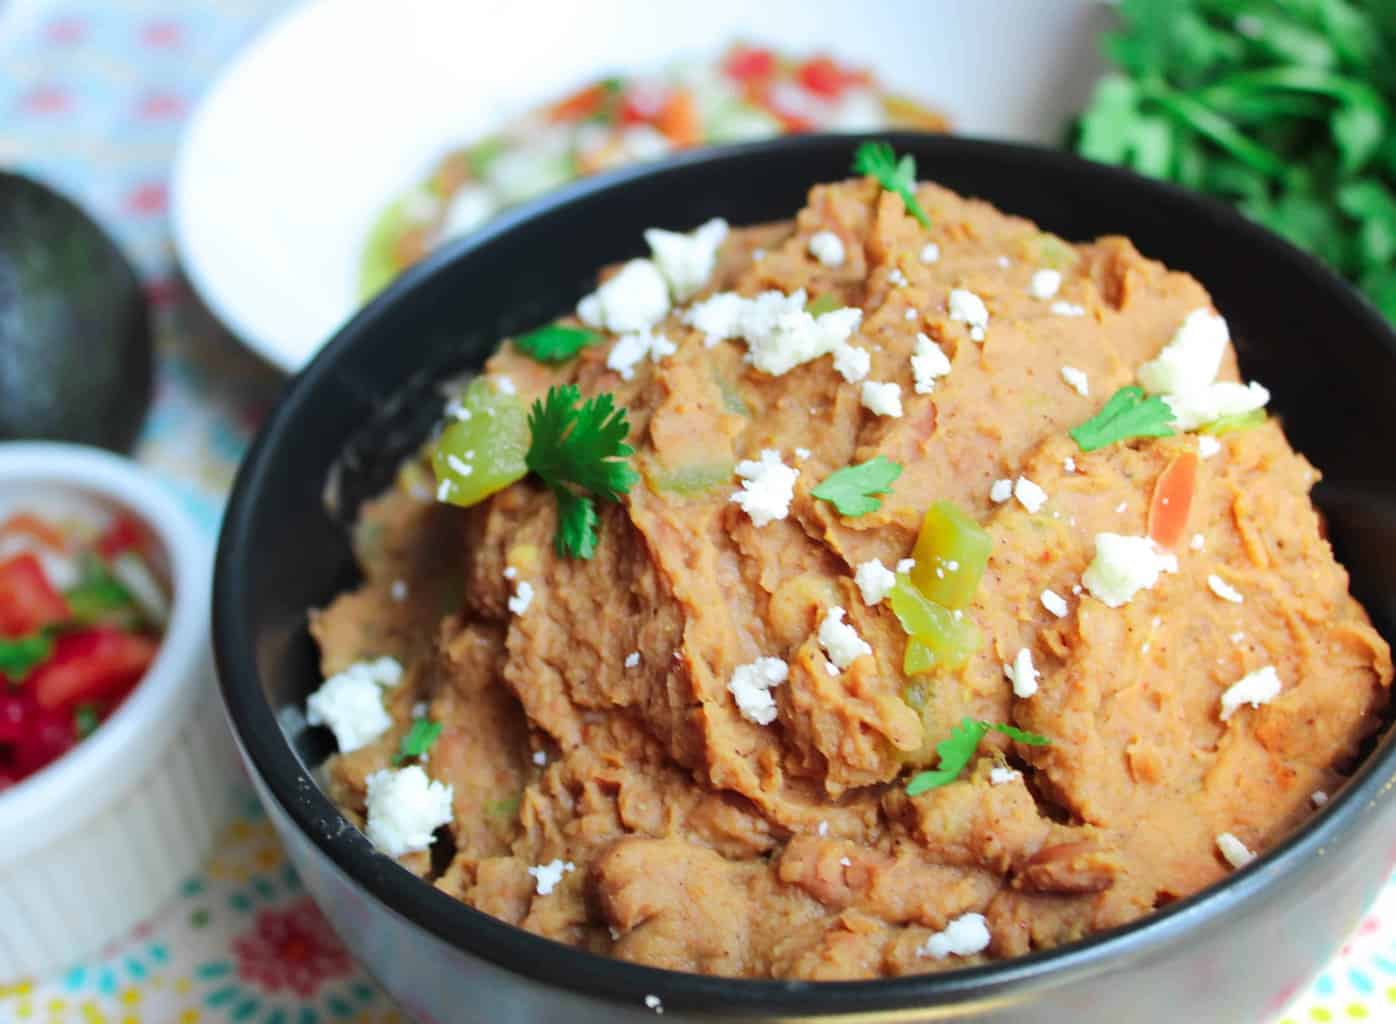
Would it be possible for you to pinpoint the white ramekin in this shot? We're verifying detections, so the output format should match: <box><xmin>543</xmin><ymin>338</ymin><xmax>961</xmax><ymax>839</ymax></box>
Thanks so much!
<box><xmin>0</xmin><ymin>443</ymin><xmax>239</xmax><ymax>981</ymax></box>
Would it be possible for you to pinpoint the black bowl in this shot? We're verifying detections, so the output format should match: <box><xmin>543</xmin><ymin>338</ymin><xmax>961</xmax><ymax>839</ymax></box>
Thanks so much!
<box><xmin>215</xmin><ymin>133</ymin><xmax>1396</xmax><ymax>1023</ymax></box>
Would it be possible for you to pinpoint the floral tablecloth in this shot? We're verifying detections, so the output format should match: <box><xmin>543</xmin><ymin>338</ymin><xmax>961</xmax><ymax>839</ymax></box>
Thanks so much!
<box><xmin>0</xmin><ymin>1</ymin><xmax>1393</xmax><ymax>1021</ymax></box>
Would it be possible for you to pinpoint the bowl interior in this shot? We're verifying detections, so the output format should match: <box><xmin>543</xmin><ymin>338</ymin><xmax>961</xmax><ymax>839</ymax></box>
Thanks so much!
<box><xmin>216</xmin><ymin>133</ymin><xmax>1396</xmax><ymax>1008</ymax></box>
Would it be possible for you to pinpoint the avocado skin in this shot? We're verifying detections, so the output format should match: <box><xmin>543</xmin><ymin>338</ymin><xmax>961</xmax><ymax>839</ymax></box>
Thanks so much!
<box><xmin>0</xmin><ymin>172</ymin><xmax>152</xmax><ymax>452</ymax></box>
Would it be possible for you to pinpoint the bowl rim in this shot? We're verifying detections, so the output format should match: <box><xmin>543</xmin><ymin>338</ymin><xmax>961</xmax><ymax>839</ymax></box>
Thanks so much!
<box><xmin>215</xmin><ymin>131</ymin><xmax>1396</xmax><ymax>1014</ymax></box>
<box><xmin>0</xmin><ymin>442</ymin><xmax>212</xmax><ymax>862</ymax></box>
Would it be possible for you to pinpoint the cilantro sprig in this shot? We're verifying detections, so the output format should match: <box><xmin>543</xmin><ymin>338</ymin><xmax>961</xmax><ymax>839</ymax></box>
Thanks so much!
<box><xmin>1069</xmin><ymin>386</ymin><xmax>1176</xmax><ymax>452</ymax></box>
<box><xmin>906</xmin><ymin>718</ymin><xmax>1051</xmax><ymax>796</ymax></box>
<box><xmin>526</xmin><ymin>384</ymin><xmax>639</xmax><ymax>559</ymax></box>
<box><xmin>0</xmin><ymin>631</ymin><xmax>53</xmax><ymax>682</ymax></box>
<box><xmin>852</xmin><ymin>142</ymin><xmax>931</xmax><ymax>228</ymax></box>
<box><xmin>514</xmin><ymin>324</ymin><xmax>602</xmax><ymax>364</ymax></box>
<box><xmin>811</xmin><ymin>456</ymin><xmax>903</xmax><ymax>517</ymax></box>
<box><xmin>392</xmin><ymin>717</ymin><xmax>443</xmax><ymax>766</ymax></box>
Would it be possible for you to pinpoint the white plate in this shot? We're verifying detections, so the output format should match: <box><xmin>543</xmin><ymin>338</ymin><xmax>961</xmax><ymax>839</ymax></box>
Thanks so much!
<box><xmin>171</xmin><ymin>0</ymin><xmax>1108</xmax><ymax>374</ymax></box>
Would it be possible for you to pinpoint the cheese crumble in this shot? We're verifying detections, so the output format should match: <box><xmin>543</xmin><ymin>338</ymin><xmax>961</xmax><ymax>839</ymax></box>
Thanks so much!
<box><xmin>682</xmin><ymin>288</ymin><xmax>864</xmax><ymax>376</ymax></box>
<box><xmin>989</xmin><ymin>479</ymin><xmax>1013</xmax><ymax>504</ymax></box>
<box><xmin>644</xmin><ymin>217</ymin><xmax>729</xmax><ymax>301</ymax></box>
<box><xmin>911</xmin><ymin>332</ymin><xmax>952</xmax><ymax>394</ymax></box>
<box><xmin>917</xmin><ymin>912</ymin><xmax>991</xmax><ymax>960</ymax></box>
<box><xmin>731</xmin><ymin>449</ymin><xmax>799</xmax><ymax>526</ymax></box>
<box><xmin>364</xmin><ymin>766</ymin><xmax>454</xmax><ymax>857</ymax></box>
<box><xmin>920</xmin><ymin>242</ymin><xmax>940</xmax><ymax>263</ymax></box>
<box><xmin>1138</xmin><ymin>308</ymin><xmax>1270</xmax><ymax>430</ymax></box>
<box><xmin>808</xmin><ymin>230</ymin><xmax>846</xmax><ymax>267</ymax></box>
<box><xmin>855</xmin><ymin>558</ymin><xmax>897</xmax><ymax>606</ymax></box>
<box><xmin>607</xmin><ymin>328</ymin><xmax>677</xmax><ymax>381</ymax></box>
<box><xmin>989</xmin><ymin>766</ymin><xmax>1020</xmax><ymax>786</ymax></box>
<box><xmin>888</xmin><ymin>267</ymin><xmax>909</xmax><ymax>287</ymax></box>
<box><xmin>1216</xmin><ymin>832</ymin><xmax>1255</xmax><ymax>869</ymax></box>
<box><xmin>1198</xmin><ymin>435</ymin><xmax>1222</xmax><ymax>458</ymax></box>
<box><xmin>577</xmin><ymin>258</ymin><xmax>671</xmax><ymax>333</ymax></box>
<box><xmin>1014</xmin><ymin>476</ymin><xmax>1048</xmax><ymax>514</ymax></box>
<box><xmin>1082</xmin><ymin>533</ymin><xmax>1178</xmax><ymax>608</ymax></box>
<box><xmin>306</xmin><ymin>656</ymin><xmax>403</xmax><ymax>753</ymax></box>
<box><xmin>624</xmin><ymin>651</ymin><xmax>640</xmax><ymax>668</ymax></box>
<box><xmin>1207</xmin><ymin>574</ymin><xmax>1244</xmax><ymax>603</ymax></box>
<box><xmin>948</xmin><ymin>288</ymin><xmax>989</xmax><ymax>342</ymax></box>
<box><xmin>527</xmin><ymin>858</ymin><xmax>576</xmax><ymax>896</ymax></box>
<box><xmin>1061</xmin><ymin>365</ymin><xmax>1090</xmax><ymax>397</ymax></box>
<box><xmin>1220</xmin><ymin>665</ymin><xmax>1281</xmax><ymax>721</ymax></box>
<box><xmin>1029</xmin><ymin>268</ymin><xmax>1062</xmax><ymax>299</ymax></box>
<box><xmin>832</xmin><ymin>342</ymin><xmax>871</xmax><ymax>383</ymax></box>
<box><xmin>1004</xmin><ymin>647</ymin><xmax>1040</xmax><ymax>698</ymax></box>
<box><xmin>508</xmin><ymin>580</ymin><xmax>534</xmax><ymax>615</ymax></box>
<box><xmin>728</xmin><ymin>657</ymin><xmax>790</xmax><ymax>725</ymax></box>
<box><xmin>1040</xmin><ymin>589</ymin><xmax>1068</xmax><ymax>618</ymax></box>
<box><xmin>1050</xmin><ymin>301</ymin><xmax>1085</xmax><ymax>317</ymax></box>
<box><xmin>818</xmin><ymin>606</ymin><xmax>872</xmax><ymax>670</ymax></box>
<box><xmin>861</xmin><ymin>380</ymin><xmax>903</xmax><ymax>418</ymax></box>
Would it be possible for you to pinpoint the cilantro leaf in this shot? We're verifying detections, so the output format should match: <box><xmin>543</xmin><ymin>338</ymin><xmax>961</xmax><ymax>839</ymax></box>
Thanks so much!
<box><xmin>65</xmin><ymin>558</ymin><xmax>137</xmax><ymax>625</ymax></box>
<box><xmin>852</xmin><ymin>141</ymin><xmax>931</xmax><ymax>228</ymax></box>
<box><xmin>74</xmin><ymin>703</ymin><xmax>101</xmax><ymax>739</ymax></box>
<box><xmin>0</xmin><ymin>631</ymin><xmax>53</xmax><ymax>681</ymax></box>
<box><xmin>810</xmin><ymin>456</ymin><xmax>903</xmax><ymax>517</ymax></box>
<box><xmin>905</xmin><ymin>717</ymin><xmax>1051</xmax><ymax>796</ymax></box>
<box><xmin>392</xmin><ymin>718</ymin><xmax>443</xmax><ymax>766</ymax></box>
<box><xmin>514</xmin><ymin>323</ymin><xmax>602</xmax><ymax>364</ymax></box>
<box><xmin>1069</xmin><ymin>386</ymin><xmax>1176</xmax><ymax>452</ymax></box>
<box><xmin>525</xmin><ymin>384</ymin><xmax>638</xmax><ymax>558</ymax></box>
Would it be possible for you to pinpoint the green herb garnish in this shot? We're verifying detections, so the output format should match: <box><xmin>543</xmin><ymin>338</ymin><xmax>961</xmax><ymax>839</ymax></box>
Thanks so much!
<box><xmin>905</xmin><ymin>718</ymin><xmax>1051</xmax><ymax>796</ymax></box>
<box><xmin>0</xmin><ymin>631</ymin><xmax>53</xmax><ymax>682</ymax></box>
<box><xmin>526</xmin><ymin>384</ymin><xmax>639</xmax><ymax>559</ymax></box>
<box><xmin>852</xmin><ymin>141</ymin><xmax>931</xmax><ymax>228</ymax></box>
<box><xmin>65</xmin><ymin>559</ymin><xmax>136</xmax><ymax>625</ymax></box>
<box><xmin>514</xmin><ymin>324</ymin><xmax>603</xmax><ymax>364</ymax></box>
<box><xmin>810</xmin><ymin>455</ymin><xmax>903</xmax><ymax>517</ymax></box>
<box><xmin>392</xmin><ymin>718</ymin><xmax>443</xmax><ymax>766</ymax></box>
<box><xmin>1069</xmin><ymin>386</ymin><xmax>1176</xmax><ymax>452</ymax></box>
<box><xmin>74</xmin><ymin>704</ymin><xmax>101</xmax><ymax>740</ymax></box>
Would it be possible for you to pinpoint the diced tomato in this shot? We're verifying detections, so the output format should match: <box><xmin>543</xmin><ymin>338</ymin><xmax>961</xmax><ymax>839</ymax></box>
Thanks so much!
<box><xmin>655</xmin><ymin>89</ymin><xmax>700</xmax><ymax>146</ymax></box>
<box><xmin>0</xmin><ymin>688</ymin><xmax>75</xmax><ymax>781</ymax></box>
<box><xmin>0</xmin><ymin>553</ymin><xmax>69</xmax><ymax>637</ymax></box>
<box><xmin>548</xmin><ymin>83</ymin><xmax>610</xmax><ymax>124</ymax></box>
<box><xmin>0</xmin><ymin>513</ymin><xmax>67</xmax><ymax>550</ymax></box>
<box><xmin>97</xmin><ymin>514</ymin><xmax>146</xmax><ymax>559</ymax></box>
<box><xmin>619</xmin><ymin>82</ymin><xmax>669</xmax><ymax>125</ymax></box>
<box><xmin>1148</xmin><ymin>452</ymin><xmax>1199</xmax><ymax>549</ymax></box>
<box><xmin>723</xmin><ymin>45</ymin><xmax>775</xmax><ymax>83</ymax></box>
<box><xmin>30</xmin><ymin>627</ymin><xmax>157</xmax><ymax>711</ymax></box>
<box><xmin>796</xmin><ymin>56</ymin><xmax>854</xmax><ymax>99</ymax></box>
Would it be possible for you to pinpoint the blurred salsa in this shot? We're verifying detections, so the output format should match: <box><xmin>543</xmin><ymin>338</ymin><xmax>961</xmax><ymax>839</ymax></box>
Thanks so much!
<box><xmin>360</xmin><ymin>43</ymin><xmax>947</xmax><ymax>298</ymax></box>
<box><xmin>0</xmin><ymin>508</ymin><xmax>168</xmax><ymax>790</ymax></box>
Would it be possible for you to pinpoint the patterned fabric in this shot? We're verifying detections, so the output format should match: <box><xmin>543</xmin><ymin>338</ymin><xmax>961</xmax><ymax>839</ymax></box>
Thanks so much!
<box><xmin>0</xmin><ymin>1</ymin><xmax>1388</xmax><ymax>1021</ymax></box>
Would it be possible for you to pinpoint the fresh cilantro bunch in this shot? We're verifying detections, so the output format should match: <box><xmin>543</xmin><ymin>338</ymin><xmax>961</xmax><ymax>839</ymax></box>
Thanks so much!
<box><xmin>853</xmin><ymin>141</ymin><xmax>932</xmax><ymax>227</ymax></box>
<box><xmin>526</xmin><ymin>384</ymin><xmax>639</xmax><ymax>559</ymax></box>
<box><xmin>1073</xmin><ymin>0</ymin><xmax>1396</xmax><ymax>319</ymax></box>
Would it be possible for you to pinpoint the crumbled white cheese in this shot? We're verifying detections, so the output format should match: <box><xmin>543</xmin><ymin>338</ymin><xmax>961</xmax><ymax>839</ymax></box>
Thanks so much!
<box><xmin>1220</xmin><ymin>665</ymin><xmax>1281</xmax><ymax>721</ymax></box>
<box><xmin>989</xmin><ymin>766</ymin><xmax>1020</xmax><ymax>786</ymax></box>
<box><xmin>861</xmin><ymin>380</ymin><xmax>903</xmax><ymax>418</ymax></box>
<box><xmin>727</xmin><ymin>657</ymin><xmax>790</xmax><ymax>725</ymax></box>
<box><xmin>1029</xmin><ymin>268</ymin><xmax>1062</xmax><ymax>300</ymax></box>
<box><xmin>1063</xmin><ymin>456</ymin><xmax>1077</xmax><ymax>473</ymax></box>
<box><xmin>989</xmin><ymin>479</ymin><xmax>1014</xmax><ymax>504</ymax></box>
<box><xmin>503</xmin><ymin>566</ymin><xmax>518</xmax><ymax>580</ymax></box>
<box><xmin>624</xmin><ymin>651</ymin><xmax>640</xmax><ymax>668</ymax></box>
<box><xmin>1050</xmin><ymin>301</ymin><xmax>1085</xmax><ymax>317</ymax></box>
<box><xmin>607</xmin><ymin>329</ymin><xmax>676</xmax><ymax>380</ymax></box>
<box><xmin>1138</xmin><ymin>308</ymin><xmax>1229</xmax><ymax>397</ymax></box>
<box><xmin>644</xmin><ymin>994</ymin><xmax>664</xmax><ymax>1015</ymax></box>
<box><xmin>1040</xmin><ymin>589</ymin><xmax>1068</xmax><ymax>618</ymax></box>
<box><xmin>306</xmin><ymin>657</ymin><xmax>403</xmax><ymax>753</ymax></box>
<box><xmin>1061</xmin><ymin>365</ymin><xmax>1089</xmax><ymax>397</ymax></box>
<box><xmin>731</xmin><ymin>449</ymin><xmax>799</xmax><ymax>527</ymax></box>
<box><xmin>888</xmin><ymin>267</ymin><xmax>909</xmax><ymax>288</ymax></box>
<box><xmin>917</xmin><ymin>912</ymin><xmax>991</xmax><ymax>960</ymax></box>
<box><xmin>508</xmin><ymin>580</ymin><xmax>535</xmax><ymax>615</ymax></box>
<box><xmin>1216</xmin><ymin>832</ymin><xmax>1255</xmax><ymax>869</ymax></box>
<box><xmin>1198</xmin><ymin>435</ymin><xmax>1222</xmax><ymax>459</ymax></box>
<box><xmin>1312</xmin><ymin>791</ymin><xmax>1329</xmax><ymax>807</ymax></box>
<box><xmin>905</xmin><ymin>308</ymin><xmax>918</xmax><ymax>321</ymax></box>
<box><xmin>1014</xmin><ymin>476</ymin><xmax>1048</xmax><ymax>514</ymax></box>
<box><xmin>532</xmin><ymin>749</ymin><xmax>547</xmax><ymax>765</ymax></box>
<box><xmin>577</xmin><ymin>258</ymin><xmax>671</xmax><ymax>333</ymax></box>
<box><xmin>996</xmin><ymin>255</ymin><xmax>1011</xmax><ymax>268</ymax></box>
<box><xmin>912</xmin><ymin>332</ymin><xmax>951</xmax><ymax>394</ymax></box>
<box><xmin>682</xmin><ymin>288</ymin><xmax>863</xmax><ymax>376</ymax></box>
<box><xmin>896</xmin><ymin>558</ymin><xmax>917</xmax><ymax>575</ymax></box>
<box><xmin>1230</xmin><ymin>631</ymin><xmax>1246</xmax><ymax>644</ymax></box>
<box><xmin>808</xmin><ymin>230</ymin><xmax>846</xmax><ymax>268</ymax></box>
<box><xmin>948</xmin><ymin>288</ymin><xmax>989</xmax><ymax>342</ymax></box>
<box><xmin>364</xmin><ymin>766</ymin><xmax>454</xmax><ymax>857</ymax></box>
<box><xmin>527</xmin><ymin>858</ymin><xmax>576</xmax><ymax>896</ymax></box>
<box><xmin>832</xmin><ymin>341</ymin><xmax>871</xmax><ymax>383</ymax></box>
<box><xmin>1207</xmin><ymin>574</ymin><xmax>1244</xmax><ymax>604</ymax></box>
<box><xmin>1004</xmin><ymin>647</ymin><xmax>1040</xmax><ymax>698</ymax></box>
<box><xmin>1082</xmin><ymin>533</ymin><xmax>1178</xmax><ymax>608</ymax></box>
<box><xmin>794</xmin><ymin>447</ymin><xmax>812</xmax><ymax>461</ymax></box>
<box><xmin>390</xmin><ymin>579</ymin><xmax>408</xmax><ymax>602</ymax></box>
<box><xmin>818</xmin><ymin>606</ymin><xmax>872</xmax><ymax>670</ymax></box>
<box><xmin>920</xmin><ymin>242</ymin><xmax>940</xmax><ymax>263</ymax></box>
<box><xmin>1115</xmin><ymin>501</ymin><xmax>1128</xmax><ymax>514</ymax></box>
<box><xmin>1164</xmin><ymin>381</ymin><xmax>1271</xmax><ymax>432</ymax></box>
<box><xmin>839</xmin><ymin>856</ymin><xmax>852</xmax><ymax>867</ymax></box>
<box><xmin>855</xmin><ymin>558</ymin><xmax>897</xmax><ymax>606</ymax></box>
<box><xmin>644</xmin><ymin>218</ymin><xmax>729</xmax><ymax>301</ymax></box>
<box><xmin>817</xmin><ymin>820</ymin><xmax>829</xmax><ymax>836</ymax></box>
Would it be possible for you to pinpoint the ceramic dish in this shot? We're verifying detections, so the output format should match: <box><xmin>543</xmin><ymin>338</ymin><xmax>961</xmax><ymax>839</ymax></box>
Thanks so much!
<box><xmin>213</xmin><ymin>134</ymin><xmax>1396</xmax><ymax>1022</ymax></box>
<box><xmin>0</xmin><ymin>443</ymin><xmax>237</xmax><ymax>982</ymax></box>
<box><xmin>170</xmin><ymin>0</ymin><xmax>1107</xmax><ymax>373</ymax></box>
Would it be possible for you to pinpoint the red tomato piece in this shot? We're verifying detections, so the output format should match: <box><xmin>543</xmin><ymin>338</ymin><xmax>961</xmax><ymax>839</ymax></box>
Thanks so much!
<box><xmin>548</xmin><ymin>83</ymin><xmax>609</xmax><ymax>124</ymax></box>
<box><xmin>655</xmin><ymin>89</ymin><xmax>700</xmax><ymax>147</ymax></box>
<box><xmin>1148</xmin><ymin>452</ymin><xmax>1199</xmax><ymax>549</ymax></box>
<box><xmin>0</xmin><ymin>688</ymin><xmax>75</xmax><ymax>782</ymax></box>
<box><xmin>97</xmin><ymin>514</ymin><xmax>146</xmax><ymax>558</ymax></box>
<box><xmin>30</xmin><ymin>627</ymin><xmax>157</xmax><ymax>711</ymax></box>
<box><xmin>796</xmin><ymin>56</ymin><xmax>850</xmax><ymax>99</ymax></box>
<box><xmin>723</xmin><ymin>45</ymin><xmax>775</xmax><ymax>83</ymax></box>
<box><xmin>0</xmin><ymin>553</ymin><xmax>69</xmax><ymax>637</ymax></box>
<box><xmin>0</xmin><ymin>513</ymin><xmax>67</xmax><ymax>550</ymax></box>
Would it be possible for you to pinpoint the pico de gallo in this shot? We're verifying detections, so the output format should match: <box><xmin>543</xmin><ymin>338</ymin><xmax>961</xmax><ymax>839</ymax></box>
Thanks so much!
<box><xmin>359</xmin><ymin>42</ymin><xmax>947</xmax><ymax>298</ymax></box>
<box><xmin>0</xmin><ymin>508</ymin><xmax>168</xmax><ymax>791</ymax></box>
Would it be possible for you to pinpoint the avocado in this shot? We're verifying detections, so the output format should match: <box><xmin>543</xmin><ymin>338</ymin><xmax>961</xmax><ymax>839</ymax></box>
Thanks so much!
<box><xmin>0</xmin><ymin>171</ymin><xmax>152</xmax><ymax>452</ymax></box>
